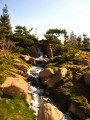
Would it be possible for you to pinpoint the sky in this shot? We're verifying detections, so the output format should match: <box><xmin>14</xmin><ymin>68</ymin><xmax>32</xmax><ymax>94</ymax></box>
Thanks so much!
<box><xmin>0</xmin><ymin>0</ymin><xmax>90</xmax><ymax>42</ymax></box>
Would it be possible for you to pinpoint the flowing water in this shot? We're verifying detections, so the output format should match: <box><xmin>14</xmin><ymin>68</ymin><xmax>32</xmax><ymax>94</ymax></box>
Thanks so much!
<box><xmin>27</xmin><ymin>44</ymin><xmax>79</xmax><ymax>120</ymax></box>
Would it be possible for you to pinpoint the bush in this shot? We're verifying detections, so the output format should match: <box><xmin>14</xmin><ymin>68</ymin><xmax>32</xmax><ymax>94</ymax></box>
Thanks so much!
<box><xmin>12</xmin><ymin>46</ymin><xmax>24</xmax><ymax>53</ymax></box>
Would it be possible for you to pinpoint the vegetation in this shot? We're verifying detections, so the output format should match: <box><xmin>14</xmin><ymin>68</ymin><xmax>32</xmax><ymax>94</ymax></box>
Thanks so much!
<box><xmin>0</xmin><ymin>93</ymin><xmax>36</xmax><ymax>120</ymax></box>
<box><xmin>0</xmin><ymin>4</ymin><xmax>90</xmax><ymax>120</ymax></box>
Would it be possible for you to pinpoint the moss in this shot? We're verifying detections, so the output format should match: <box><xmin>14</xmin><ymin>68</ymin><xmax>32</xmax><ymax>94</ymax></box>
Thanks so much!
<box><xmin>0</xmin><ymin>94</ymin><xmax>36</xmax><ymax>120</ymax></box>
<box><xmin>0</xmin><ymin>75</ymin><xmax>6</xmax><ymax>85</ymax></box>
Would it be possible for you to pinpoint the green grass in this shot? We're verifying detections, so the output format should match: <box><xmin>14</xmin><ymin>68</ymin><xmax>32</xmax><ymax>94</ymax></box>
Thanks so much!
<box><xmin>0</xmin><ymin>51</ymin><xmax>36</xmax><ymax>120</ymax></box>
<box><xmin>0</xmin><ymin>93</ymin><xmax>36</xmax><ymax>120</ymax></box>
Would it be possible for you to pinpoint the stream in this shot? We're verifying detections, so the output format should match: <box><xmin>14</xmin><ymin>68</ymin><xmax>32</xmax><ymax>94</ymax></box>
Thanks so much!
<box><xmin>27</xmin><ymin>44</ymin><xmax>78</xmax><ymax>120</ymax></box>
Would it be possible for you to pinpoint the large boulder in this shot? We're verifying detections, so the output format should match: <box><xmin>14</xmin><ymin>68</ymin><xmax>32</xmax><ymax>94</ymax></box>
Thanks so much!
<box><xmin>44</xmin><ymin>68</ymin><xmax>67</xmax><ymax>88</ymax></box>
<box><xmin>20</xmin><ymin>55</ymin><xmax>30</xmax><ymax>61</ymax></box>
<box><xmin>76</xmin><ymin>59</ymin><xmax>90</xmax><ymax>66</ymax></box>
<box><xmin>37</xmin><ymin>103</ymin><xmax>64</xmax><ymax>120</ymax></box>
<box><xmin>84</xmin><ymin>71</ymin><xmax>90</xmax><ymax>85</ymax></box>
<box><xmin>29</xmin><ymin>57</ymin><xmax>36</xmax><ymax>65</ymax></box>
<box><xmin>39</xmin><ymin>68</ymin><xmax>54</xmax><ymax>79</ymax></box>
<box><xmin>68</xmin><ymin>103</ymin><xmax>88</xmax><ymax>120</ymax></box>
<box><xmin>29</xmin><ymin>47</ymin><xmax>39</xmax><ymax>58</ymax></box>
<box><xmin>0</xmin><ymin>77</ymin><xmax>28</xmax><ymax>96</ymax></box>
<box><xmin>13</xmin><ymin>63</ymin><xmax>29</xmax><ymax>72</ymax></box>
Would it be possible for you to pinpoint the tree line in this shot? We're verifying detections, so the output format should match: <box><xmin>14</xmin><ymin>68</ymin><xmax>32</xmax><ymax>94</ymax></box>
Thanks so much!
<box><xmin>0</xmin><ymin>4</ymin><xmax>90</xmax><ymax>57</ymax></box>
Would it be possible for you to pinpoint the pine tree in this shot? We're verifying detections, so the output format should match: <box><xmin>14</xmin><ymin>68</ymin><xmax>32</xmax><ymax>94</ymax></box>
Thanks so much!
<box><xmin>0</xmin><ymin>4</ymin><xmax>12</xmax><ymax>58</ymax></box>
<box><xmin>82</xmin><ymin>34</ymin><xmax>90</xmax><ymax>49</ymax></box>
<box><xmin>0</xmin><ymin>4</ymin><xmax>12</xmax><ymax>38</ymax></box>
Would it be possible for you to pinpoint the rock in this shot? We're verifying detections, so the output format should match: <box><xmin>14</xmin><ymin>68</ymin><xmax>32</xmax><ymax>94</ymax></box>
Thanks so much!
<box><xmin>76</xmin><ymin>59</ymin><xmax>90</xmax><ymax>66</ymax></box>
<box><xmin>37</xmin><ymin>103</ymin><xmax>64</xmax><ymax>120</ymax></box>
<box><xmin>29</xmin><ymin>47</ymin><xmax>39</xmax><ymax>58</ymax></box>
<box><xmin>20</xmin><ymin>55</ymin><xmax>30</xmax><ymax>61</ymax></box>
<box><xmin>0</xmin><ymin>77</ymin><xmax>28</xmax><ymax>96</ymax></box>
<box><xmin>13</xmin><ymin>59</ymin><xmax>20</xmax><ymax>62</ymax></box>
<box><xmin>13</xmin><ymin>63</ymin><xmax>29</xmax><ymax>72</ymax></box>
<box><xmin>42</xmin><ymin>59</ymin><xmax>51</xmax><ymax>67</ymax></box>
<box><xmin>44</xmin><ymin>68</ymin><xmax>67</xmax><ymax>88</ymax></box>
<box><xmin>42</xmin><ymin>59</ymin><xmax>48</xmax><ymax>67</ymax></box>
<box><xmin>68</xmin><ymin>103</ymin><xmax>88</xmax><ymax>120</ymax></box>
<box><xmin>46</xmin><ymin>44</ymin><xmax>53</xmax><ymax>60</ymax></box>
<box><xmin>29</xmin><ymin>57</ymin><xmax>36</xmax><ymax>65</ymax></box>
<box><xmin>42</xmin><ymin>44</ymin><xmax>53</xmax><ymax>59</ymax></box>
<box><xmin>73</xmin><ymin>53</ymin><xmax>79</xmax><ymax>57</ymax></box>
<box><xmin>84</xmin><ymin>71</ymin><xmax>90</xmax><ymax>85</ymax></box>
<box><xmin>39</xmin><ymin>68</ymin><xmax>54</xmax><ymax>79</ymax></box>
<box><xmin>8</xmin><ymin>71</ymin><xmax>26</xmax><ymax>80</ymax></box>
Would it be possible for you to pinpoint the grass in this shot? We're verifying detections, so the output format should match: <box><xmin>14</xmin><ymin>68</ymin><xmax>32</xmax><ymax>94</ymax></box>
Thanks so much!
<box><xmin>0</xmin><ymin>93</ymin><xmax>36</xmax><ymax>120</ymax></box>
<box><xmin>51</xmin><ymin>55</ymin><xmax>90</xmax><ymax>118</ymax></box>
<box><xmin>0</xmin><ymin>50</ymin><xmax>35</xmax><ymax>120</ymax></box>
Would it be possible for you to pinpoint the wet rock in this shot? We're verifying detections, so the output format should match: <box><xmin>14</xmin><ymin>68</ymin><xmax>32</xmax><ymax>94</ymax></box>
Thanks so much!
<box><xmin>37</xmin><ymin>103</ymin><xmax>64</xmax><ymax>120</ymax></box>
<box><xmin>13</xmin><ymin>63</ymin><xmax>29</xmax><ymax>72</ymax></box>
<box><xmin>44</xmin><ymin>68</ymin><xmax>67</xmax><ymax>88</ymax></box>
<box><xmin>84</xmin><ymin>71</ymin><xmax>90</xmax><ymax>85</ymax></box>
<box><xmin>39</xmin><ymin>68</ymin><xmax>54</xmax><ymax>79</ymax></box>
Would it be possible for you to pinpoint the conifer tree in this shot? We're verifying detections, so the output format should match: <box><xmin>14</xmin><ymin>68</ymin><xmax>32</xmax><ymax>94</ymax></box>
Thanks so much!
<box><xmin>0</xmin><ymin>4</ymin><xmax>12</xmax><ymax>58</ymax></box>
<box><xmin>0</xmin><ymin>4</ymin><xmax>12</xmax><ymax>38</ymax></box>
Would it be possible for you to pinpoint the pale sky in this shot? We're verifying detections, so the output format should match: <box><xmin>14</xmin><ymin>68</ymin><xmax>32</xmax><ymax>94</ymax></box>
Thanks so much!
<box><xmin>0</xmin><ymin>0</ymin><xmax>90</xmax><ymax>42</ymax></box>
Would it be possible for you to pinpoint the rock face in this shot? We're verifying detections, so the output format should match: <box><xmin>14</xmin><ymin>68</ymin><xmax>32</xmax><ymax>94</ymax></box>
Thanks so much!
<box><xmin>13</xmin><ymin>63</ymin><xmax>29</xmax><ymax>72</ymax></box>
<box><xmin>44</xmin><ymin>68</ymin><xmax>67</xmax><ymax>88</ymax></box>
<box><xmin>21</xmin><ymin>55</ymin><xmax>30</xmax><ymax>61</ymax></box>
<box><xmin>39</xmin><ymin>68</ymin><xmax>54</xmax><ymax>79</ymax></box>
<box><xmin>0</xmin><ymin>77</ymin><xmax>28</xmax><ymax>96</ymax></box>
<box><xmin>42</xmin><ymin>43</ymin><xmax>53</xmax><ymax>60</ymax></box>
<box><xmin>29</xmin><ymin>47</ymin><xmax>39</xmax><ymax>58</ymax></box>
<box><xmin>76</xmin><ymin>59</ymin><xmax>90</xmax><ymax>66</ymax></box>
<box><xmin>84</xmin><ymin>71</ymin><xmax>90</xmax><ymax>85</ymax></box>
<box><xmin>37</xmin><ymin>103</ymin><xmax>64</xmax><ymax>120</ymax></box>
<box><xmin>29</xmin><ymin>57</ymin><xmax>36</xmax><ymax>65</ymax></box>
<box><xmin>47</xmin><ymin>44</ymin><xmax>53</xmax><ymax>60</ymax></box>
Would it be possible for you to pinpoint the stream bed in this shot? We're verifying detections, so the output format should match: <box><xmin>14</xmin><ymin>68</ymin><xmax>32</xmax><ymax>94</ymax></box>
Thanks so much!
<box><xmin>27</xmin><ymin>44</ymin><xmax>78</xmax><ymax>120</ymax></box>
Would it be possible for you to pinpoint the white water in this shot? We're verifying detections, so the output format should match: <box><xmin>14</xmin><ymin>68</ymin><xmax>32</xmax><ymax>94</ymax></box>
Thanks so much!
<box><xmin>27</xmin><ymin>45</ymin><xmax>78</xmax><ymax>120</ymax></box>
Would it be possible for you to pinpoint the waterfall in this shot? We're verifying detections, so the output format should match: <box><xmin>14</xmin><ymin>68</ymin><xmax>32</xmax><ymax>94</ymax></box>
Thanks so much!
<box><xmin>27</xmin><ymin>44</ymin><xmax>78</xmax><ymax>120</ymax></box>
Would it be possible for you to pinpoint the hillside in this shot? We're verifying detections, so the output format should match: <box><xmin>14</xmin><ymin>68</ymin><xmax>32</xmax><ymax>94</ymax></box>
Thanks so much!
<box><xmin>40</xmin><ymin>48</ymin><xmax>90</xmax><ymax>119</ymax></box>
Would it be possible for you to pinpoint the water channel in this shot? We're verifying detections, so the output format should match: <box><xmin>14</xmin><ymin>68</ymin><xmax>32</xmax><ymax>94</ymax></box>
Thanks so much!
<box><xmin>27</xmin><ymin>44</ymin><xmax>79</xmax><ymax>120</ymax></box>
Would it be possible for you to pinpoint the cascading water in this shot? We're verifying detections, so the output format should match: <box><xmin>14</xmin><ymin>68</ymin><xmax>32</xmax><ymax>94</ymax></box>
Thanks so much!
<box><xmin>27</xmin><ymin>44</ymin><xmax>79</xmax><ymax>120</ymax></box>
